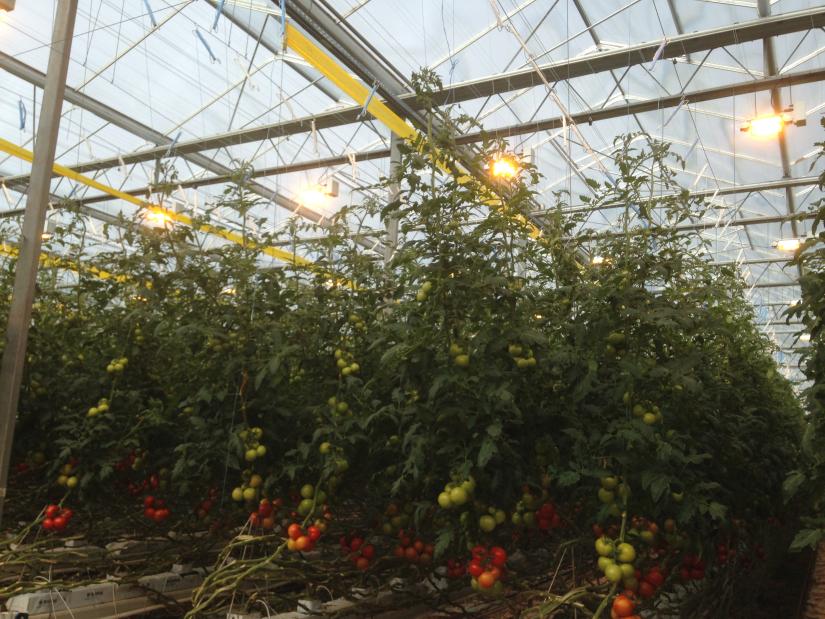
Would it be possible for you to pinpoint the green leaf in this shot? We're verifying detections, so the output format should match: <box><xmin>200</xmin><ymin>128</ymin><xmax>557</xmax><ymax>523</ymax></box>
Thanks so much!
<box><xmin>557</xmin><ymin>471</ymin><xmax>580</xmax><ymax>487</ymax></box>
<box><xmin>790</xmin><ymin>528</ymin><xmax>824</xmax><ymax>552</ymax></box>
<box><xmin>783</xmin><ymin>470</ymin><xmax>806</xmax><ymax>502</ymax></box>
<box><xmin>477</xmin><ymin>438</ymin><xmax>497</xmax><ymax>467</ymax></box>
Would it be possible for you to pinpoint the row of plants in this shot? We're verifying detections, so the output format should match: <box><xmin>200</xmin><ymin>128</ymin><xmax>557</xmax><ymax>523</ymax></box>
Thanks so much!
<box><xmin>0</xmin><ymin>82</ymin><xmax>813</xmax><ymax>618</ymax></box>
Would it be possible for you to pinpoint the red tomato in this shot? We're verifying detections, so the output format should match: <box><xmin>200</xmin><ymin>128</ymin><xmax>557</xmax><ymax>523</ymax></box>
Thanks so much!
<box><xmin>153</xmin><ymin>508</ymin><xmax>169</xmax><ymax>522</ymax></box>
<box><xmin>249</xmin><ymin>513</ymin><xmax>261</xmax><ymax>527</ymax></box>
<box><xmin>45</xmin><ymin>504</ymin><xmax>60</xmax><ymax>518</ymax></box>
<box><xmin>143</xmin><ymin>495</ymin><xmax>155</xmax><ymax>508</ymax></box>
<box><xmin>644</xmin><ymin>569</ymin><xmax>664</xmax><ymax>588</ymax></box>
<box><xmin>52</xmin><ymin>516</ymin><xmax>67</xmax><ymax>531</ymax></box>
<box><xmin>393</xmin><ymin>545</ymin><xmax>405</xmax><ymax>559</ymax></box>
<box><xmin>550</xmin><ymin>513</ymin><xmax>561</xmax><ymax>528</ymax></box>
<box><xmin>350</xmin><ymin>537</ymin><xmax>363</xmax><ymax>552</ymax></box>
<box><xmin>468</xmin><ymin>560</ymin><xmax>484</xmax><ymax>578</ymax></box>
<box><xmin>287</xmin><ymin>523</ymin><xmax>303</xmax><ymax>541</ymax></box>
<box><xmin>258</xmin><ymin>500</ymin><xmax>273</xmax><ymax>518</ymax></box>
<box><xmin>638</xmin><ymin>581</ymin><xmax>655</xmax><ymax>599</ymax></box>
<box><xmin>307</xmin><ymin>525</ymin><xmax>321</xmax><ymax>542</ymax></box>
<box><xmin>471</xmin><ymin>544</ymin><xmax>487</xmax><ymax>561</ymax></box>
<box><xmin>477</xmin><ymin>572</ymin><xmax>496</xmax><ymax>589</ymax></box>
<box><xmin>413</xmin><ymin>540</ymin><xmax>424</xmax><ymax>553</ymax></box>
<box><xmin>295</xmin><ymin>536</ymin><xmax>311</xmax><ymax>551</ymax></box>
<box><xmin>61</xmin><ymin>508</ymin><xmax>73</xmax><ymax>521</ymax></box>
<box><xmin>611</xmin><ymin>595</ymin><xmax>635</xmax><ymax>618</ymax></box>
<box><xmin>490</xmin><ymin>546</ymin><xmax>508</xmax><ymax>567</ymax></box>
<box><xmin>404</xmin><ymin>546</ymin><xmax>418</xmax><ymax>562</ymax></box>
<box><xmin>355</xmin><ymin>557</ymin><xmax>370</xmax><ymax>571</ymax></box>
<box><xmin>424</xmin><ymin>543</ymin><xmax>434</xmax><ymax>556</ymax></box>
<box><xmin>42</xmin><ymin>518</ymin><xmax>54</xmax><ymax>530</ymax></box>
<box><xmin>361</xmin><ymin>544</ymin><xmax>375</xmax><ymax>559</ymax></box>
<box><xmin>488</xmin><ymin>565</ymin><xmax>502</xmax><ymax>581</ymax></box>
<box><xmin>144</xmin><ymin>507</ymin><xmax>156</xmax><ymax>520</ymax></box>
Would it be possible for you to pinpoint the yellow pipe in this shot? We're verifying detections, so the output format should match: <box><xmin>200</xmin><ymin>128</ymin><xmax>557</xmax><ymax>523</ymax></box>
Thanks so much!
<box><xmin>0</xmin><ymin>241</ymin><xmax>123</xmax><ymax>281</ymax></box>
<box><xmin>0</xmin><ymin>138</ymin><xmax>314</xmax><ymax>267</ymax></box>
<box><xmin>284</xmin><ymin>24</ymin><xmax>541</xmax><ymax>239</ymax></box>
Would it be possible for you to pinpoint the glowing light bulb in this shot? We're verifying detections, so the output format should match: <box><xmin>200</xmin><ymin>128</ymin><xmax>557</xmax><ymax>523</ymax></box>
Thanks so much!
<box><xmin>491</xmin><ymin>156</ymin><xmax>518</xmax><ymax>179</ymax></box>
<box><xmin>299</xmin><ymin>185</ymin><xmax>328</xmax><ymax>208</ymax></box>
<box><xmin>145</xmin><ymin>210</ymin><xmax>172</xmax><ymax>226</ymax></box>
<box><xmin>773</xmin><ymin>238</ymin><xmax>801</xmax><ymax>252</ymax></box>
<box><xmin>744</xmin><ymin>114</ymin><xmax>785</xmax><ymax>139</ymax></box>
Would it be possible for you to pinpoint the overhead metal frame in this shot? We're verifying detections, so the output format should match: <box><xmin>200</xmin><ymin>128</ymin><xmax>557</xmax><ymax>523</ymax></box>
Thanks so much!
<box><xmin>5</xmin><ymin>7</ymin><xmax>824</xmax><ymax>188</ymax></box>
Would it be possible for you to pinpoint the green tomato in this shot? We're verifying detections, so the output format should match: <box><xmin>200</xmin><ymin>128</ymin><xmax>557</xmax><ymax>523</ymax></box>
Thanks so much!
<box><xmin>597</xmin><ymin>556</ymin><xmax>614</xmax><ymax>571</ymax></box>
<box><xmin>511</xmin><ymin>512</ymin><xmax>522</xmax><ymax>526</ymax></box>
<box><xmin>601</xmin><ymin>476</ymin><xmax>618</xmax><ymax>490</ymax></box>
<box><xmin>598</xmin><ymin>488</ymin><xmax>615</xmax><ymax>504</ymax></box>
<box><xmin>617</xmin><ymin>542</ymin><xmax>636</xmax><ymax>563</ymax></box>
<box><xmin>297</xmin><ymin>498</ymin><xmax>314</xmax><ymax>516</ymax></box>
<box><xmin>437</xmin><ymin>492</ymin><xmax>453</xmax><ymax>509</ymax></box>
<box><xmin>619</xmin><ymin>563</ymin><xmax>635</xmax><ymax>578</ymax></box>
<box><xmin>231</xmin><ymin>487</ymin><xmax>244</xmax><ymax>502</ymax></box>
<box><xmin>494</xmin><ymin>509</ymin><xmax>506</xmax><ymax>524</ymax></box>
<box><xmin>449</xmin><ymin>487</ymin><xmax>468</xmax><ymax>507</ymax></box>
<box><xmin>604</xmin><ymin>564</ymin><xmax>623</xmax><ymax>583</ymax></box>
<box><xmin>244</xmin><ymin>449</ymin><xmax>258</xmax><ymax>462</ymax></box>
<box><xmin>595</xmin><ymin>537</ymin><xmax>614</xmax><ymax>557</ymax></box>
<box><xmin>454</xmin><ymin>354</ymin><xmax>470</xmax><ymax>367</ymax></box>
<box><xmin>300</xmin><ymin>484</ymin><xmax>315</xmax><ymax>499</ymax></box>
<box><xmin>479</xmin><ymin>515</ymin><xmax>496</xmax><ymax>533</ymax></box>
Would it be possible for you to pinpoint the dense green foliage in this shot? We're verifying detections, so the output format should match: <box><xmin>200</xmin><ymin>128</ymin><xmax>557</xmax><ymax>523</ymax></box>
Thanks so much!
<box><xmin>0</xmin><ymin>124</ymin><xmax>808</xmax><ymax>617</ymax></box>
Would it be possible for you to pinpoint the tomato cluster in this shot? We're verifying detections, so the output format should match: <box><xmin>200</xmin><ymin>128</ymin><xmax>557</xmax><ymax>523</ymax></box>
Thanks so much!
<box><xmin>127</xmin><ymin>471</ymin><xmax>162</xmax><ymax>497</ymax></box>
<box><xmin>286</xmin><ymin>522</ymin><xmax>321</xmax><ymax>552</ymax></box>
<box><xmin>611</xmin><ymin>593</ymin><xmax>640</xmax><ymax>619</ymax></box>
<box><xmin>468</xmin><ymin>545</ymin><xmax>507</xmax><ymax>593</ymax></box>
<box><xmin>42</xmin><ymin>504</ymin><xmax>74</xmax><ymax>532</ymax></box>
<box><xmin>637</xmin><ymin>565</ymin><xmax>665</xmax><ymax>599</ymax></box>
<box><xmin>445</xmin><ymin>558</ymin><xmax>466</xmax><ymax>579</ymax></box>
<box><xmin>143</xmin><ymin>495</ymin><xmax>170</xmax><ymax>522</ymax></box>
<box><xmin>392</xmin><ymin>530</ymin><xmax>433</xmax><ymax>564</ymax></box>
<box><xmin>194</xmin><ymin>487</ymin><xmax>220</xmax><ymax>519</ymax></box>
<box><xmin>679</xmin><ymin>554</ymin><xmax>706</xmax><ymax>581</ymax></box>
<box><xmin>536</xmin><ymin>500</ymin><xmax>561</xmax><ymax>530</ymax></box>
<box><xmin>340</xmin><ymin>535</ymin><xmax>375</xmax><ymax>571</ymax></box>
<box><xmin>248</xmin><ymin>498</ymin><xmax>281</xmax><ymax>530</ymax></box>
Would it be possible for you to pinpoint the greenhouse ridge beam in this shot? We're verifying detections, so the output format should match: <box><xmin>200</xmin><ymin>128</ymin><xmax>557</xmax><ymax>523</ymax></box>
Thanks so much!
<box><xmin>0</xmin><ymin>0</ymin><xmax>77</xmax><ymax>525</ymax></box>
<box><xmin>5</xmin><ymin>8</ymin><xmax>824</xmax><ymax>186</ymax></box>
<box><xmin>21</xmin><ymin>68</ymin><xmax>825</xmax><ymax>205</ymax></box>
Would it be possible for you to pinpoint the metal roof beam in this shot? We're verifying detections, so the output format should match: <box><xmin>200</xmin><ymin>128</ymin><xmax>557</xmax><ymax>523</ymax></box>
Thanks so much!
<box><xmin>12</xmin><ymin>66</ymin><xmax>825</xmax><ymax>200</ymax></box>
<box><xmin>0</xmin><ymin>51</ymin><xmax>327</xmax><ymax>225</ymax></box>
<box><xmin>3</xmin><ymin>8</ymin><xmax>823</xmax><ymax>185</ymax></box>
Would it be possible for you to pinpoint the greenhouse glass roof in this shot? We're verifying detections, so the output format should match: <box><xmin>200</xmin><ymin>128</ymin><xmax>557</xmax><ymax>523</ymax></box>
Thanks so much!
<box><xmin>1</xmin><ymin>0</ymin><xmax>824</xmax><ymax>381</ymax></box>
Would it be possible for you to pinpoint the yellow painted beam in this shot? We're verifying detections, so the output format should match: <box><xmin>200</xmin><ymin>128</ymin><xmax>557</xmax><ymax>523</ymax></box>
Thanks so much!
<box><xmin>284</xmin><ymin>24</ymin><xmax>541</xmax><ymax>239</ymax></box>
<box><xmin>0</xmin><ymin>138</ymin><xmax>314</xmax><ymax>267</ymax></box>
<box><xmin>0</xmin><ymin>241</ymin><xmax>123</xmax><ymax>281</ymax></box>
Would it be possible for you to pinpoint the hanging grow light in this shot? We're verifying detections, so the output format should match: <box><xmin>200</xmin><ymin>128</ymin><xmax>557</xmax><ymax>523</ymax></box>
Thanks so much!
<box><xmin>144</xmin><ymin>210</ymin><xmax>172</xmax><ymax>226</ymax></box>
<box><xmin>490</xmin><ymin>155</ymin><xmax>519</xmax><ymax>179</ymax></box>
<box><xmin>772</xmin><ymin>238</ymin><xmax>801</xmax><ymax>252</ymax></box>
<box><xmin>740</xmin><ymin>106</ymin><xmax>806</xmax><ymax>139</ymax></box>
<box><xmin>299</xmin><ymin>179</ymin><xmax>340</xmax><ymax>208</ymax></box>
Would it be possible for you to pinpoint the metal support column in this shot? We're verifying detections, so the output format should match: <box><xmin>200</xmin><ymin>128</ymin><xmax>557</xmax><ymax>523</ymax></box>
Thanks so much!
<box><xmin>384</xmin><ymin>134</ymin><xmax>401</xmax><ymax>265</ymax></box>
<box><xmin>0</xmin><ymin>0</ymin><xmax>77</xmax><ymax>523</ymax></box>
